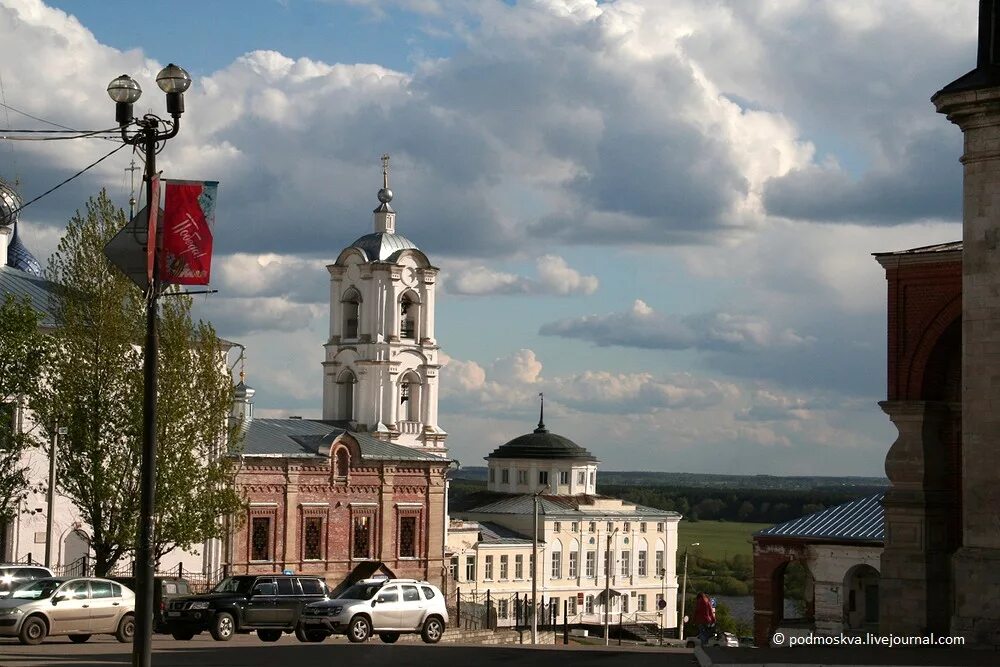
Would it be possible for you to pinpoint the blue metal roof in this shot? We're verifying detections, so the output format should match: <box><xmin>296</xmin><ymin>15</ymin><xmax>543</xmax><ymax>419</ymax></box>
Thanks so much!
<box><xmin>240</xmin><ymin>418</ymin><xmax>448</xmax><ymax>463</ymax></box>
<box><xmin>756</xmin><ymin>493</ymin><xmax>885</xmax><ymax>544</ymax></box>
<box><xmin>349</xmin><ymin>232</ymin><xmax>420</xmax><ymax>262</ymax></box>
<box><xmin>0</xmin><ymin>265</ymin><xmax>57</xmax><ymax>328</ymax></box>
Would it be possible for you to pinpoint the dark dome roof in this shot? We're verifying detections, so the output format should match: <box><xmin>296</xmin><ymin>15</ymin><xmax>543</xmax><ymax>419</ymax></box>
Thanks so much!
<box><xmin>487</xmin><ymin>425</ymin><xmax>597</xmax><ymax>461</ymax></box>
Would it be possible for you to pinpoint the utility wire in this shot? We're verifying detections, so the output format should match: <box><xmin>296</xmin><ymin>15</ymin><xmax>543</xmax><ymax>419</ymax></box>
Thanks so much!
<box><xmin>0</xmin><ymin>126</ymin><xmax>123</xmax><ymax>141</ymax></box>
<box><xmin>0</xmin><ymin>100</ymin><xmax>80</xmax><ymax>132</ymax></box>
<box><xmin>6</xmin><ymin>142</ymin><xmax>130</xmax><ymax>218</ymax></box>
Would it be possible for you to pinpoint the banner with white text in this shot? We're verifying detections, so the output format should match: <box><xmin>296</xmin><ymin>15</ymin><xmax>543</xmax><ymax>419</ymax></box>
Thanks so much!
<box><xmin>161</xmin><ymin>179</ymin><xmax>218</xmax><ymax>285</ymax></box>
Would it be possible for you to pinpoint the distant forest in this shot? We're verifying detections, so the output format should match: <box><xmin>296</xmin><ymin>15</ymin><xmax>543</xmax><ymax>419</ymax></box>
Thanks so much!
<box><xmin>448</xmin><ymin>468</ymin><xmax>888</xmax><ymax>525</ymax></box>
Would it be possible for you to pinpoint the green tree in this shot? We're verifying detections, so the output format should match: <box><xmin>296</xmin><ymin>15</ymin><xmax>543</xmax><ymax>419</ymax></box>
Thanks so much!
<box><xmin>0</xmin><ymin>295</ymin><xmax>50</xmax><ymax>525</ymax></box>
<box><xmin>31</xmin><ymin>190</ymin><xmax>242</xmax><ymax>574</ymax></box>
<box><xmin>153</xmin><ymin>294</ymin><xmax>244</xmax><ymax>563</ymax></box>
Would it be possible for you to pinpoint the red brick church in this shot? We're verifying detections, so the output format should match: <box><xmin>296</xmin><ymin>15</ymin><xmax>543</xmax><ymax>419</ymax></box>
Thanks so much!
<box><xmin>223</xmin><ymin>158</ymin><xmax>451</xmax><ymax>590</ymax></box>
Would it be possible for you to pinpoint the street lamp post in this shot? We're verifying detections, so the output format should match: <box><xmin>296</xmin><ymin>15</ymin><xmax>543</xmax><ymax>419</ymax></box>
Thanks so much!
<box><xmin>603</xmin><ymin>528</ymin><xmax>618</xmax><ymax>645</ymax></box>
<box><xmin>678</xmin><ymin>542</ymin><xmax>700</xmax><ymax>642</ymax></box>
<box><xmin>531</xmin><ymin>484</ymin><xmax>549</xmax><ymax>644</ymax></box>
<box><xmin>107</xmin><ymin>63</ymin><xmax>191</xmax><ymax>667</ymax></box>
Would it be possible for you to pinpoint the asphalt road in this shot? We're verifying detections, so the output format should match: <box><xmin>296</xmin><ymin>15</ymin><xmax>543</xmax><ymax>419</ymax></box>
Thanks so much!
<box><xmin>0</xmin><ymin>634</ymin><xmax>698</xmax><ymax>667</ymax></box>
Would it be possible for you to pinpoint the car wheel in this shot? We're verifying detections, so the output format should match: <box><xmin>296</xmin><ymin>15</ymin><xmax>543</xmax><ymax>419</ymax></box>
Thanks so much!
<box><xmin>115</xmin><ymin>614</ymin><xmax>136</xmax><ymax>643</ymax></box>
<box><xmin>69</xmin><ymin>634</ymin><xmax>91</xmax><ymax>643</ymax></box>
<box><xmin>347</xmin><ymin>615</ymin><xmax>371</xmax><ymax>643</ymax></box>
<box><xmin>171</xmin><ymin>630</ymin><xmax>196</xmax><ymax>641</ymax></box>
<box><xmin>258</xmin><ymin>629</ymin><xmax>282</xmax><ymax>642</ymax></box>
<box><xmin>210</xmin><ymin>612</ymin><xmax>236</xmax><ymax>641</ymax></box>
<box><xmin>295</xmin><ymin>626</ymin><xmax>328</xmax><ymax>643</ymax></box>
<box><xmin>18</xmin><ymin>616</ymin><xmax>47</xmax><ymax>645</ymax></box>
<box><xmin>421</xmin><ymin>617</ymin><xmax>444</xmax><ymax>644</ymax></box>
<box><xmin>379</xmin><ymin>632</ymin><xmax>400</xmax><ymax>644</ymax></box>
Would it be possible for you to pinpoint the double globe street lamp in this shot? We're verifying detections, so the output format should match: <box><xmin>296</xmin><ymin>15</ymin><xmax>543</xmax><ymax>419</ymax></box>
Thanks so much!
<box><xmin>107</xmin><ymin>63</ymin><xmax>191</xmax><ymax>667</ymax></box>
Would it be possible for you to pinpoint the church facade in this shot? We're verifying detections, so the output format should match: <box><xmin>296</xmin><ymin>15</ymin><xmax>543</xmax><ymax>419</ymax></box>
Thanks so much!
<box><xmin>227</xmin><ymin>160</ymin><xmax>451</xmax><ymax>590</ymax></box>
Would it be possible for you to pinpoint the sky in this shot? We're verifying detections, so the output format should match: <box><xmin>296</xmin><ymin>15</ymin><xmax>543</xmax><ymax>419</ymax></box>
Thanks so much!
<box><xmin>0</xmin><ymin>0</ymin><xmax>973</xmax><ymax>476</ymax></box>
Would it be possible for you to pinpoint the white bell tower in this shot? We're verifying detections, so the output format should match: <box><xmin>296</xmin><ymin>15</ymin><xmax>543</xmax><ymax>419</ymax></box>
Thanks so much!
<box><xmin>322</xmin><ymin>156</ymin><xmax>447</xmax><ymax>454</ymax></box>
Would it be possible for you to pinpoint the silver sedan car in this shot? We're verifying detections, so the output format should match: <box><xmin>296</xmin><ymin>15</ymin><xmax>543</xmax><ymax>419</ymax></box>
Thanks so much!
<box><xmin>0</xmin><ymin>577</ymin><xmax>136</xmax><ymax>645</ymax></box>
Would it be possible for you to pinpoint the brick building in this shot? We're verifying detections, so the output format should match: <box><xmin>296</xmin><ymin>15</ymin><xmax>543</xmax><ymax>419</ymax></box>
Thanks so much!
<box><xmin>225</xmin><ymin>158</ymin><xmax>451</xmax><ymax>590</ymax></box>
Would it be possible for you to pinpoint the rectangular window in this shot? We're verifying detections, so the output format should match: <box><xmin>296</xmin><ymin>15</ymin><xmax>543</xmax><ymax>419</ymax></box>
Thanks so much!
<box><xmin>585</xmin><ymin>595</ymin><xmax>594</xmax><ymax>614</ymax></box>
<box><xmin>589</xmin><ymin>471</ymin><xmax>595</xmax><ymax>486</ymax></box>
<box><xmin>498</xmin><ymin>599</ymin><xmax>509</xmax><ymax>619</ymax></box>
<box><xmin>607</xmin><ymin>521</ymin><xmax>613</xmax><ymax>532</ymax></box>
<box><xmin>655</xmin><ymin>593</ymin><xmax>663</xmax><ymax>611</ymax></box>
<box><xmin>465</xmin><ymin>555</ymin><xmax>475</xmax><ymax>581</ymax></box>
<box><xmin>515</xmin><ymin>554</ymin><xmax>524</xmax><ymax>579</ymax></box>
<box><xmin>449</xmin><ymin>557</ymin><xmax>459</xmax><ymax>580</ymax></box>
<box><xmin>622</xmin><ymin>595</ymin><xmax>629</xmax><ymax>613</ymax></box>
<box><xmin>551</xmin><ymin>552</ymin><xmax>561</xmax><ymax>579</ymax></box>
<box><xmin>638</xmin><ymin>550</ymin><xmax>647</xmax><ymax>577</ymax></box>
<box><xmin>559</xmin><ymin>471</ymin><xmax>569</xmax><ymax>485</ymax></box>
<box><xmin>603</xmin><ymin>550</ymin><xmax>610</xmax><ymax>576</ymax></box>
<box><xmin>571</xmin><ymin>522</ymin><xmax>578</xmax><ymax>532</ymax></box>
<box><xmin>621</xmin><ymin>550</ymin><xmax>630</xmax><ymax>576</ymax></box>
<box><xmin>640</xmin><ymin>522</ymin><xmax>647</xmax><ymax>533</ymax></box>
<box><xmin>577</xmin><ymin>471</ymin><xmax>585</xmax><ymax>485</ymax></box>
<box><xmin>655</xmin><ymin>550</ymin><xmax>664</xmax><ymax>578</ymax></box>
<box><xmin>251</xmin><ymin>517</ymin><xmax>271</xmax><ymax>561</ymax></box>
<box><xmin>399</xmin><ymin>516</ymin><xmax>417</xmax><ymax>558</ymax></box>
<box><xmin>624</xmin><ymin>522</ymin><xmax>631</xmax><ymax>532</ymax></box>
<box><xmin>569</xmin><ymin>551</ymin><xmax>578</xmax><ymax>578</ymax></box>
<box><xmin>500</xmin><ymin>555</ymin><xmax>509</xmax><ymax>580</ymax></box>
<box><xmin>553</xmin><ymin>521</ymin><xmax>561</xmax><ymax>532</ymax></box>
<box><xmin>538</xmin><ymin>470</ymin><xmax>548</xmax><ymax>485</ymax></box>
<box><xmin>585</xmin><ymin>551</ymin><xmax>596</xmax><ymax>578</ymax></box>
<box><xmin>485</xmin><ymin>555</ymin><xmax>494</xmax><ymax>580</ymax></box>
<box><xmin>303</xmin><ymin>517</ymin><xmax>323</xmax><ymax>560</ymax></box>
<box><xmin>589</xmin><ymin>521</ymin><xmax>596</xmax><ymax>533</ymax></box>
<box><xmin>657</xmin><ymin>522</ymin><xmax>664</xmax><ymax>532</ymax></box>
<box><xmin>638</xmin><ymin>594</ymin><xmax>647</xmax><ymax>612</ymax></box>
<box><xmin>517</xmin><ymin>470</ymin><xmax>527</xmax><ymax>484</ymax></box>
<box><xmin>353</xmin><ymin>515</ymin><xmax>372</xmax><ymax>559</ymax></box>
<box><xmin>568</xmin><ymin>597</ymin><xmax>577</xmax><ymax>615</ymax></box>
<box><xmin>502</xmin><ymin>469</ymin><xmax>509</xmax><ymax>484</ymax></box>
<box><xmin>489</xmin><ymin>468</ymin><xmax>495</xmax><ymax>483</ymax></box>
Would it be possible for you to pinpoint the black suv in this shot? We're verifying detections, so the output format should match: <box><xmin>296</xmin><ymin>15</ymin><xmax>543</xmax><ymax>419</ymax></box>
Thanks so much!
<box><xmin>164</xmin><ymin>574</ymin><xmax>328</xmax><ymax>642</ymax></box>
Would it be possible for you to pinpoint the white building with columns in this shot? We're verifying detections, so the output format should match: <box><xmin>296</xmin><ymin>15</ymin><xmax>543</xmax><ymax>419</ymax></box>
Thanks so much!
<box><xmin>322</xmin><ymin>157</ymin><xmax>446</xmax><ymax>454</ymax></box>
<box><xmin>447</xmin><ymin>405</ymin><xmax>681</xmax><ymax>631</ymax></box>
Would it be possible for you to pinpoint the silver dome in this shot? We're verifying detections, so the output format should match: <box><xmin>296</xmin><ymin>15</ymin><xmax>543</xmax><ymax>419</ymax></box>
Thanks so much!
<box><xmin>0</xmin><ymin>178</ymin><xmax>21</xmax><ymax>227</ymax></box>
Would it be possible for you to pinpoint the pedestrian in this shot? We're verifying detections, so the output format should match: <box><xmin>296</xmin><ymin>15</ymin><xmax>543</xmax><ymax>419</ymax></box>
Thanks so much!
<box><xmin>692</xmin><ymin>591</ymin><xmax>716</xmax><ymax>644</ymax></box>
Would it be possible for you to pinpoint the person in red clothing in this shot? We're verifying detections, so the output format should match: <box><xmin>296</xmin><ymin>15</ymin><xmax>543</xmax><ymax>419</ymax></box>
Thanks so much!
<box><xmin>692</xmin><ymin>592</ymin><xmax>716</xmax><ymax>644</ymax></box>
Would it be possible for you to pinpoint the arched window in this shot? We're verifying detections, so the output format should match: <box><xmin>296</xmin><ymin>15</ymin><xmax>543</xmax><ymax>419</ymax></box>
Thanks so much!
<box><xmin>399</xmin><ymin>370</ymin><xmax>422</xmax><ymax>422</ymax></box>
<box><xmin>338</xmin><ymin>370</ymin><xmax>356</xmax><ymax>420</ymax></box>
<box><xmin>400</xmin><ymin>291</ymin><xmax>419</xmax><ymax>340</ymax></box>
<box><xmin>342</xmin><ymin>287</ymin><xmax>362</xmax><ymax>339</ymax></box>
<box><xmin>334</xmin><ymin>447</ymin><xmax>350</xmax><ymax>480</ymax></box>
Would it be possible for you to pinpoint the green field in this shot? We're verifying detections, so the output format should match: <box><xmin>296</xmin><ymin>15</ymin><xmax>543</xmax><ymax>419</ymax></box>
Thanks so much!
<box><xmin>678</xmin><ymin>520</ymin><xmax>771</xmax><ymax>561</ymax></box>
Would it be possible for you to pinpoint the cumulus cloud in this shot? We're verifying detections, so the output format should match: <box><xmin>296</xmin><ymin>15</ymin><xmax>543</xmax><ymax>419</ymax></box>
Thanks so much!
<box><xmin>445</xmin><ymin>254</ymin><xmax>598</xmax><ymax>296</ymax></box>
<box><xmin>539</xmin><ymin>300</ymin><xmax>813</xmax><ymax>352</ymax></box>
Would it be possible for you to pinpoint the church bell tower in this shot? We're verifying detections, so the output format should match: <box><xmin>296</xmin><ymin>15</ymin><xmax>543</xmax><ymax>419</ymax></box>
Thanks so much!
<box><xmin>321</xmin><ymin>156</ymin><xmax>447</xmax><ymax>454</ymax></box>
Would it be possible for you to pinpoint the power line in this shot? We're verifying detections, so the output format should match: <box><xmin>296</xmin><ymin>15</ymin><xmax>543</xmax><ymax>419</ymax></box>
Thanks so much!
<box><xmin>7</xmin><ymin>142</ymin><xmax>131</xmax><ymax>218</ymax></box>
<box><xmin>0</xmin><ymin>100</ymin><xmax>80</xmax><ymax>132</ymax></box>
<box><xmin>0</xmin><ymin>127</ymin><xmax>123</xmax><ymax>141</ymax></box>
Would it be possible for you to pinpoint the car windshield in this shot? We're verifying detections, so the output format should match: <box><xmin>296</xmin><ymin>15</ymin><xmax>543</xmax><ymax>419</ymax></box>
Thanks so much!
<box><xmin>337</xmin><ymin>582</ymin><xmax>384</xmax><ymax>600</ymax></box>
<box><xmin>211</xmin><ymin>577</ymin><xmax>255</xmax><ymax>594</ymax></box>
<box><xmin>10</xmin><ymin>579</ymin><xmax>62</xmax><ymax>600</ymax></box>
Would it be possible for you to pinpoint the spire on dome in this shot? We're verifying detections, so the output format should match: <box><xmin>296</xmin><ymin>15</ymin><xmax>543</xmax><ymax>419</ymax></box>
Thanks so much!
<box><xmin>534</xmin><ymin>392</ymin><xmax>547</xmax><ymax>434</ymax></box>
<box><xmin>373</xmin><ymin>153</ymin><xmax>397</xmax><ymax>233</ymax></box>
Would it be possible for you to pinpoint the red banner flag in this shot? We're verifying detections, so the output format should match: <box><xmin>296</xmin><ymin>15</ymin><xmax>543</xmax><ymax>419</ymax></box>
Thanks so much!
<box><xmin>161</xmin><ymin>180</ymin><xmax>218</xmax><ymax>285</ymax></box>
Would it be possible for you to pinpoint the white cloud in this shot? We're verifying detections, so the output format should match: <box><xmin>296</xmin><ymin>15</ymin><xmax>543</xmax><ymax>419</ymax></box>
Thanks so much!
<box><xmin>445</xmin><ymin>254</ymin><xmax>598</xmax><ymax>296</ymax></box>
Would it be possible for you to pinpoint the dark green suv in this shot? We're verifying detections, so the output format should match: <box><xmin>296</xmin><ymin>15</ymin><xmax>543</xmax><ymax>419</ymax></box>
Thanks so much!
<box><xmin>164</xmin><ymin>574</ymin><xmax>328</xmax><ymax>642</ymax></box>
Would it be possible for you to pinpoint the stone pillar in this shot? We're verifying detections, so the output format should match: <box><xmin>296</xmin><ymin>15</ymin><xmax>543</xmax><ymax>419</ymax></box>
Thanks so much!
<box><xmin>425</xmin><ymin>468</ymin><xmax>446</xmax><ymax>588</ymax></box>
<box><xmin>935</xmin><ymin>84</ymin><xmax>1000</xmax><ymax>644</ymax></box>
<box><xmin>878</xmin><ymin>400</ymin><xmax>953</xmax><ymax>636</ymax></box>
<box><xmin>379</xmin><ymin>465</ymin><xmax>396</xmax><ymax>562</ymax></box>
<box><xmin>753</xmin><ymin>545</ymin><xmax>791</xmax><ymax>647</ymax></box>
<box><xmin>283</xmin><ymin>466</ymin><xmax>300</xmax><ymax>569</ymax></box>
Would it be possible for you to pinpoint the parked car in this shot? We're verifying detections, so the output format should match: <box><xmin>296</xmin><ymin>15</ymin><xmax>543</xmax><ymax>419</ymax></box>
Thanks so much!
<box><xmin>298</xmin><ymin>578</ymin><xmax>448</xmax><ymax>644</ymax></box>
<box><xmin>0</xmin><ymin>565</ymin><xmax>55</xmax><ymax>599</ymax></box>
<box><xmin>164</xmin><ymin>574</ymin><xmax>328</xmax><ymax>642</ymax></box>
<box><xmin>109</xmin><ymin>576</ymin><xmax>191</xmax><ymax>633</ymax></box>
<box><xmin>0</xmin><ymin>577</ymin><xmax>135</xmax><ymax>645</ymax></box>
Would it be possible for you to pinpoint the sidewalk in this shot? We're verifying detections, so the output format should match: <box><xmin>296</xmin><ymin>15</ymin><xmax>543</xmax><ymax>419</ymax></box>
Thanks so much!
<box><xmin>697</xmin><ymin>646</ymin><xmax>1000</xmax><ymax>667</ymax></box>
